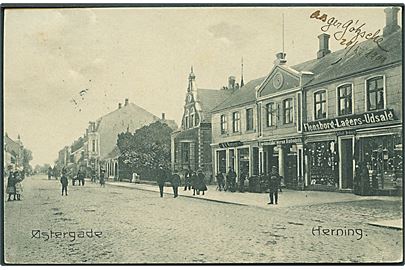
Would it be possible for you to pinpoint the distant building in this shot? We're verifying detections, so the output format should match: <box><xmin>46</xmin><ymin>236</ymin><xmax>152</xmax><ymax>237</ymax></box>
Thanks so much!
<box><xmin>56</xmin><ymin>98</ymin><xmax>177</xmax><ymax>180</ymax></box>
<box><xmin>3</xmin><ymin>133</ymin><xmax>24</xmax><ymax>174</ymax></box>
<box><xmin>171</xmin><ymin>68</ymin><xmax>234</xmax><ymax>177</ymax></box>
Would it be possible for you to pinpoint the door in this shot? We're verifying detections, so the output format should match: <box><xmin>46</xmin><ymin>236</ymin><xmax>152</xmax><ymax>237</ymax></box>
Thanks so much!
<box><xmin>341</xmin><ymin>138</ymin><xmax>353</xmax><ymax>189</ymax></box>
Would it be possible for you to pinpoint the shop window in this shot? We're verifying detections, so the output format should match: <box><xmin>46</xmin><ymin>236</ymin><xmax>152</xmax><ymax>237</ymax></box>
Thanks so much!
<box><xmin>366</xmin><ymin>76</ymin><xmax>384</xmax><ymax>111</ymax></box>
<box><xmin>307</xmin><ymin>141</ymin><xmax>338</xmax><ymax>187</ymax></box>
<box><xmin>246</xmin><ymin>108</ymin><xmax>254</xmax><ymax>131</ymax></box>
<box><xmin>232</xmin><ymin>111</ymin><xmax>240</xmax><ymax>133</ymax></box>
<box><xmin>266</xmin><ymin>103</ymin><xmax>274</xmax><ymax>127</ymax></box>
<box><xmin>220</xmin><ymin>115</ymin><xmax>227</xmax><ymax>134</ymax></box>
<box><xmin>283</xmin><ymin>98</ymin><xmax>293</xmax><ymax>124</ymax></box>
<box><xmin>358</xmin><ymin>134</ymin><xmax>403</xmax><ymax>191</ymax></box>
<box><xmin>338</xmin><ymin>84</ymin><xmax>353</xmax><ymax>116</ymax></box>
<box><xmin>314</xmin><ymin>90</ymin><xmax>327</xmax><ymax>120</ymax></box>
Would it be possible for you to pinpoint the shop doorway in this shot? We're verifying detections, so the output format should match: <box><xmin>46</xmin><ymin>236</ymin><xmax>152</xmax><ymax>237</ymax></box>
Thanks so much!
<box><xmin>340</xmin><ymin>138</ymin><xmax>353</xmax><ymax>189</ymax></box>
<box><xmin>217</xmin><ymin>150</ymin><xmax>227</xmax><ymax>173</ymax></box>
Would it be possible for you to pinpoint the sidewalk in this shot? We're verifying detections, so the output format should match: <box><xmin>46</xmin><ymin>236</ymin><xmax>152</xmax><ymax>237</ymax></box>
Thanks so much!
<box><xmin>104</xmin><ymin>180</ymin><xmax>401</xmax><ymax>209</ymax></box>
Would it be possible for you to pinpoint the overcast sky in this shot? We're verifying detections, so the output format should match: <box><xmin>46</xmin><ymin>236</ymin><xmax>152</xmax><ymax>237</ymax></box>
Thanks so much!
<box><xmin>4</xmin><ymin>6</ymin><xmax>401</xmax><ymax>166</ymax></box>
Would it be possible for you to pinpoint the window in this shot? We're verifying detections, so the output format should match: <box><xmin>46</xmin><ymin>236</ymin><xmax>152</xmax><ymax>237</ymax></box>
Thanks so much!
<box><xmin>232</xmin><ymin>112</ymin><xmax>240</xmax><ymax>133</ymax></box>
<box><xmin>189</xmin><ymin>107</ymin><xmax>195</xmax><ymax>128</ymax></box>
<box><xmin>266</xmin><ymin>103</ymin><xmax>274</xmax><ymax>127</ymax></box>
<box><xmin>92</xmin><ymin>140</ymin><xmax>96</xmax><ymax>152</ymax></box>
<box><xmin>185</xmin><ymin>115</ymin><xmax>189</xmax><ymax>129</ymax></box>
<box><xmin>366</xmin><ymin>76</ymin><xmax>384</xmax><ymax>111</ymax></box>
<box><xmin>283</xmin><ymin>98</ymin><xmax>294</xmax><ymax>124</ymax></box>
<box><xmin>314</xmin><ymin>90</ymin><xmax>327</xmax><ymax>120</ymax></box>
<box><xmin>220</xmin><ymin>115</ymin><xmax>227</xmax><ymax>134</ymax></box>
<box><xmin>338</xmin><ymin>84</ymin><xmax>352</xmax><ymax>116</ymax></box>
<box><xmin>246</xmin><ymin>108</ymin><xmax>254</xmax><ymax>131</ymax></box>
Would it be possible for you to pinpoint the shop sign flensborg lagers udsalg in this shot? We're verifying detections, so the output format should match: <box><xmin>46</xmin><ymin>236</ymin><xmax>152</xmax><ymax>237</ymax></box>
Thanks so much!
<box><xmin>303</xmin><ymin>109</ymin><xmax>395</xmax><ymax>132</ymax></box>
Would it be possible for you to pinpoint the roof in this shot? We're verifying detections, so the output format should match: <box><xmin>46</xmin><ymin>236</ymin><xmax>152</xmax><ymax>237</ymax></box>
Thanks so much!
<box><xmin>211</xmin><ymin>29</ymin><xmax>402</xmax><ymax>112</ymax></box>
<box><xmin>196</xmin><ymin>88</ymin><xmax>233</xmax><ymax>121</ymax></box>
<box><xmin>211</xmin><ymin>77</ymin><xmax>266</xmax><ymax>112</ymax></box>
<box><xmin>292</xmin><ymin>30</ymin><xmax>402</xmax><ymax>87</ymax></box>
<box><xmin>105</xmin><ymin>146</ymin><xmax>121</xmax><ymax>159</ymax></box>
<box><xmin>4</xmin><ymin>134</ymin><xmax>22</xmax><ymax>155</ymax></box>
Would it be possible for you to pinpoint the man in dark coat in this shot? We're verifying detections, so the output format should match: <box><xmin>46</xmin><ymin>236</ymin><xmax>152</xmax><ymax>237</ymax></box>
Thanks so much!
<box><xmin>216</xmin><ymin>171</ymin><xmax>225</xmax><ymax>191</ymax></box>
<box><xmin>184</xmin><ymin>166</ymin><xmax>192</xmax><ymax>191</ymax></box>
<box><xmin>48</xmin><ymin>166</ymin><xmax>53</xmax><ymax>180</ymax></box>
<box><xmin>268</xmin><ymin>166</ymin><xmax>281</xmax><ymax>205</ymax></box>
<box><xmin>171</xmin><ymin>170</ymin><xmax>180</xmax><ymax>198</ymax></box>
<box><xmin>6</xmin><ymin>171</ymin><xmax>16</xmax><ymax>201</ymax></box>
<box><xmin>157</xmin><ymin>165</ymin><xmax>167</xmax><ymax>197</ymax></box>
<box><xmin>190</xmin><ymin>171</ymin><xmax>198</xmax><ymax>196</ymax></box>
<box><xmin>226</xmin><ymin>167</ymin><xmax>237</xmax><ymax>192</ymax></box>
<box><xmin>60</xmin><ymin>172</ymin><xmax>69</xmax><ymax>196</ymax></box>
<box><xmin>197</xmin><ymin>169</ymin><xmax>207</xmax><ymax>195</ymax></box>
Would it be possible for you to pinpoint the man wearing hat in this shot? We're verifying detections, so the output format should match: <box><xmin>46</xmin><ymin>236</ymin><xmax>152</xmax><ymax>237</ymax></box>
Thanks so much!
<box><xmin>171</xmin><ymin>169</ymin><xmax>180</xmax><ymax>198</ymax></box>
<box><xmin>268</xmin><ymin>166</ymin><xmax>281</xmax><ymax>205</ymax></box>
<box><xmin>157</xmin><ymin>164</ymin><xmax>167</xmax><ymax>197</ymax></box>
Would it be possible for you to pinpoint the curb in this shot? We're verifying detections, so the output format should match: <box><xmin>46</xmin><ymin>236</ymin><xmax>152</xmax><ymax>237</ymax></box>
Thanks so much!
<box><xmin>104</xmin><ymin>182</ymin><xmax>249</xmax><ymax>207</ymax></box>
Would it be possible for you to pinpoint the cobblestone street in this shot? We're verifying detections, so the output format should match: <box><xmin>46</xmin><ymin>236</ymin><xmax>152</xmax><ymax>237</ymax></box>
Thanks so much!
<box><xmin>4</xmin><ymin>175</ymin><xmax>403</xmax><ymax>264</ymax></box>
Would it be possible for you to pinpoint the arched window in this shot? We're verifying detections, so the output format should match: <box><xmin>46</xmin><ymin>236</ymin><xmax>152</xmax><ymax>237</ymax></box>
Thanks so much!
<box><xmin>190</xmin><ymin>107</ymin><xmax>195</xmax><ymax>128</ymax></box>
<box><xmin>184</xmin><ymin>109</ymin><xmax>189</xmax><ymax>129</ymax></box>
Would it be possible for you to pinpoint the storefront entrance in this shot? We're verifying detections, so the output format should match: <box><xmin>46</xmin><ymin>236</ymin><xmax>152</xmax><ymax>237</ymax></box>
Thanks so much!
<box><xmin>340</xmin><ymin>138</ymin><xmax>354</xmax><ymax>189</ymax></box>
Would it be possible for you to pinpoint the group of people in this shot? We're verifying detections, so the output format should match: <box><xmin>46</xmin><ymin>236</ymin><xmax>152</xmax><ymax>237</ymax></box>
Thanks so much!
<box><xmin>183</xmin><ymin>166</ymin><xmax>208</xmax><ymax>196</ymax></box>
<box><xmin>59</xmin><ymin>167</ymin><xmax>106</xmax><ymax>196</ymax></box>
<box><xmin>6</xmin><ymin>170</ymin><xmax>24</xmax><ymax>201</ymax></box>
<box><xmin>155</xmin><ymin>165</ymin><xmax>208</xmax><ymax>198</ymax></box>
<box><xmin>216</xmin><ymin>166</ymin><xmax>282</xmax><ymax>205</ymax></box>
<box><xmin>215</xmin><ymin>167</ymin><xmax>238</xmax><ymax>192</ymax></box>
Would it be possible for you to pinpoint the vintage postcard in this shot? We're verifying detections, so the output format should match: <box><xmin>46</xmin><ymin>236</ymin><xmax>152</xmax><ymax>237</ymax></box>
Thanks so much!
<box><xmin>2</xmin><ymin>4</ymin><xmax>404</xmax><ymax>264</ymax></box>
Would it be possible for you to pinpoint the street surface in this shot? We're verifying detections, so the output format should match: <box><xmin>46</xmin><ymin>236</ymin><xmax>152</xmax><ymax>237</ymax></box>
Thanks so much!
<box><xmin>4</xmin><ymin>175</ymin><xmax>403</xmax><ymax>264</ymax></box>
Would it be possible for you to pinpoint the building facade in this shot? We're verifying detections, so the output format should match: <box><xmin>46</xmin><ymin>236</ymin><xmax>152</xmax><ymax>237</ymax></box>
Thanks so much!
<box><xmin>171</xmin><ymin>68</ymin><xmax>233</xmax><ymax>177</ymax></box>
<box><xmin>210</xmin><ymin>7</ymin><xmax>402</xmax><ymax>194</ymax></box>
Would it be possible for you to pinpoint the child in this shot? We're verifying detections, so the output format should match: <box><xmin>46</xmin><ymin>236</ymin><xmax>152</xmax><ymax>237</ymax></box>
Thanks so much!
<box><xmin>14</xmin><ymin>180</ymin><xmax>23</xmax><ymax>200</ymax></box>
<box><xmin>60</xmin><ymin>172</ymin><xmax>69</xmax><ymax>196</ymax></box>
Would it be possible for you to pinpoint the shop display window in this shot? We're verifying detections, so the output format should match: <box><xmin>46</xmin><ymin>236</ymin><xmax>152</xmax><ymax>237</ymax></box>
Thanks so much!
<box><xmin>358</xmin><ymin>134</ymin><xmax>403</xmax><ymax>190</ymax></box>
<box><xmin>307</xmin><ymin>141</ymin><xmax>338</xmax><ymax>187</ymax></box>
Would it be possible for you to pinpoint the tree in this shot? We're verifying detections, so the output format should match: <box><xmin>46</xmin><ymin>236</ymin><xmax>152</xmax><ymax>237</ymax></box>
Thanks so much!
<box><xmin>21</xmin><ymin>148</ymin><xmax>33</xmax><ymax>175</ymax></box>
<box><xmin>117</xmin><ymin>121</ymin><xmax>173</xmax><ymax>180</ymax></box>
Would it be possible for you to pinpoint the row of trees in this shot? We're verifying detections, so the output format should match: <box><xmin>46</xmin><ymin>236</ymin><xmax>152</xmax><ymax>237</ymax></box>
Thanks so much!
<box><xmin>117</xmin><ymin>121</ymin><xmax>173</xmax><ymax>180</ymax></box>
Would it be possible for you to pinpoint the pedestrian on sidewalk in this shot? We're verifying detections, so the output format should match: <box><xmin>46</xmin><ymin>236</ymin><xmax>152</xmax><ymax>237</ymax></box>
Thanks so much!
<box><xmin>6</xmin><ymin>171</ymin><xmax>16</xmax><ymax>201</ymax></box>
<box><xmin>171</xmin><ymin>170</ymin><xmax>180</xmax><ymax>198</ymax></box>
<box><xmin>226</xmin><ymin>167</ymin><xmax>237</xmax><ymax>192</ymax></box>
<box><xmin>190</xmin><ymin>171</ymin><xmax>198</xmax><ymax>196</ymax></box>
<box><xmin>268</xmin><ymin>166</ymin><xmax>281</xmax><ymax>205</ymax></box>
<box><xmin>157</xmin><ymin>164</ymin><xmax>167</xmax><ymax>197</ymax></box>
<box><xmin>216</xmin><ymin>171</ymin><xmax>225</xmax><ymax>191</ymax></box>
<box><xmin>197</xmin><ymin>169</ymin><xmax>207</xmax><ymax>195</ymax></box>
<box><xmin>60</xmin><ymin>172</ymin><xmax>69</xmax><ymax>196</ymax></box>
<box><xmin>184</xmin><ymin>166</ymin><xmax>192</xmax><ymax>191</ymax></box>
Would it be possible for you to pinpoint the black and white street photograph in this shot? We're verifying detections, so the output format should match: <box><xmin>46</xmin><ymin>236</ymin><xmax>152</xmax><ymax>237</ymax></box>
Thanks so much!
<box><xmin>2</xmin><ymin>3</ymin><xmax>404</xmax><ymax>264</ymax></box>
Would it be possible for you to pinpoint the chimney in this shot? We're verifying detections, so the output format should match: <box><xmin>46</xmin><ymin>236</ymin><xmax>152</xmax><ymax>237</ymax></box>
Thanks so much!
<box><xmin>228</xmin><ymin>76</ymin><xmax>236</xmax><ymax>90</ymax></box>
<box><xmin>317</xmin><ymin>33</ymin><xmax>331</xmax><ymax>59</ymax></box>
<box><xmin>118</xmin><ymin>103</ymin><xmax>122</xmax><ymax>109</ymax></box>
<box><xmin>383</xmin><ymin>7</ymin><xmax>400</xmax><ymax>36</ymax></box>
<box><xmin>161</xmin><ymin>113</ymin><xmax>165</xmax><ymax>120</ymax></box>
<box><xmin>124</xmin><ymin>98</ymin><xmax>129</xmax><ymax>106</ymax></box>
<box><xmin>274</xmin><ymin>52</ymin><xmax>287</xmax><ymax>65</ymax></box>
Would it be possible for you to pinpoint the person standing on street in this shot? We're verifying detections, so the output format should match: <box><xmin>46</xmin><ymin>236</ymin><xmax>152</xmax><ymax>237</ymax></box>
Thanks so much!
<box><xmin>197</xmin><ymin>169</ymin><xmax>207</xmax><ymax>195</ymax></box>
<box><xmin>190</xmin><ymin>171</ymin><xmax>198</xmax><ymax>196</ymax></box>
<box><xmin>100</xmin><ymin>168</ymin><xmax>106</xmax><ymax>187</ymax></box>
<box><xmin>60</xmin><ymin>171</ymin><xmax>69</xmax><ymax>196</ymax></box>
<box><xmin>6</xmin><ymin>171</ymin><xmax>16</xmax><ymax>201</ymax></box>
<box><xmin>171</xmin><ymin>170</ymin><xmax>180</xmax><ymax>198</ymax></box>
<box><xmin>226</xmin><ymin>167</ymin><xmax>237</xmax><ymax>192</ymax></box>
<box><xmin>268</xmin><ymin>166</ymin><xmax>281</xmax><ymax>205</ymax></box>
<box><xmin>14</xmin><ymin>172</ymin><xmax>23</xmax><ymax>201</ymax></box>
<box><xmin>157</xmin><ymin>164</ymin><xmax>167</xmax><ymax>197</ymax></box>
<box><xmin>216</xmin><ymin>171</ymin><xmax>225</xmax><ymax>191</ymax></box>
<box><xmin>184</xmin><ymin>166</ymin><xmax>192</xmax><ymax>191</ymax></box>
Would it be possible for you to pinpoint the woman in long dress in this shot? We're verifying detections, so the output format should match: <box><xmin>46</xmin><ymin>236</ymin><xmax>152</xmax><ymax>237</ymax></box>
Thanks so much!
<box><xmin>6</xmin><ymin>172</ymin><xmax>16</xmax><ymax>201</ymax></box>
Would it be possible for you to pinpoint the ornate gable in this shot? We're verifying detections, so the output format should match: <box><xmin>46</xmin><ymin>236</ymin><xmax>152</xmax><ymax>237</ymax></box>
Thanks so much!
<box><xmin>258</xmin><ymin>66</ymin><xmax>300</xmax><ymax>98</ymax></box>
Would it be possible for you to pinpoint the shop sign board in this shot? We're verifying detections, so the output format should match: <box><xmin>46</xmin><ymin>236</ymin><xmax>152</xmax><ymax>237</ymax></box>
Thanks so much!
<box><xmin>219</xmin><ymin>141</ymin><xmax>243</xmax><ymax>148</ymax></box>
<box><xmin>265</xmin><ymin>137</ymin><xmax>302</xmax><ymax>145</ymax></box>
<box><xmin>303</xmin><ymin>109</ymin><xmax>395</xmax><ymax>132</ymax></box>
